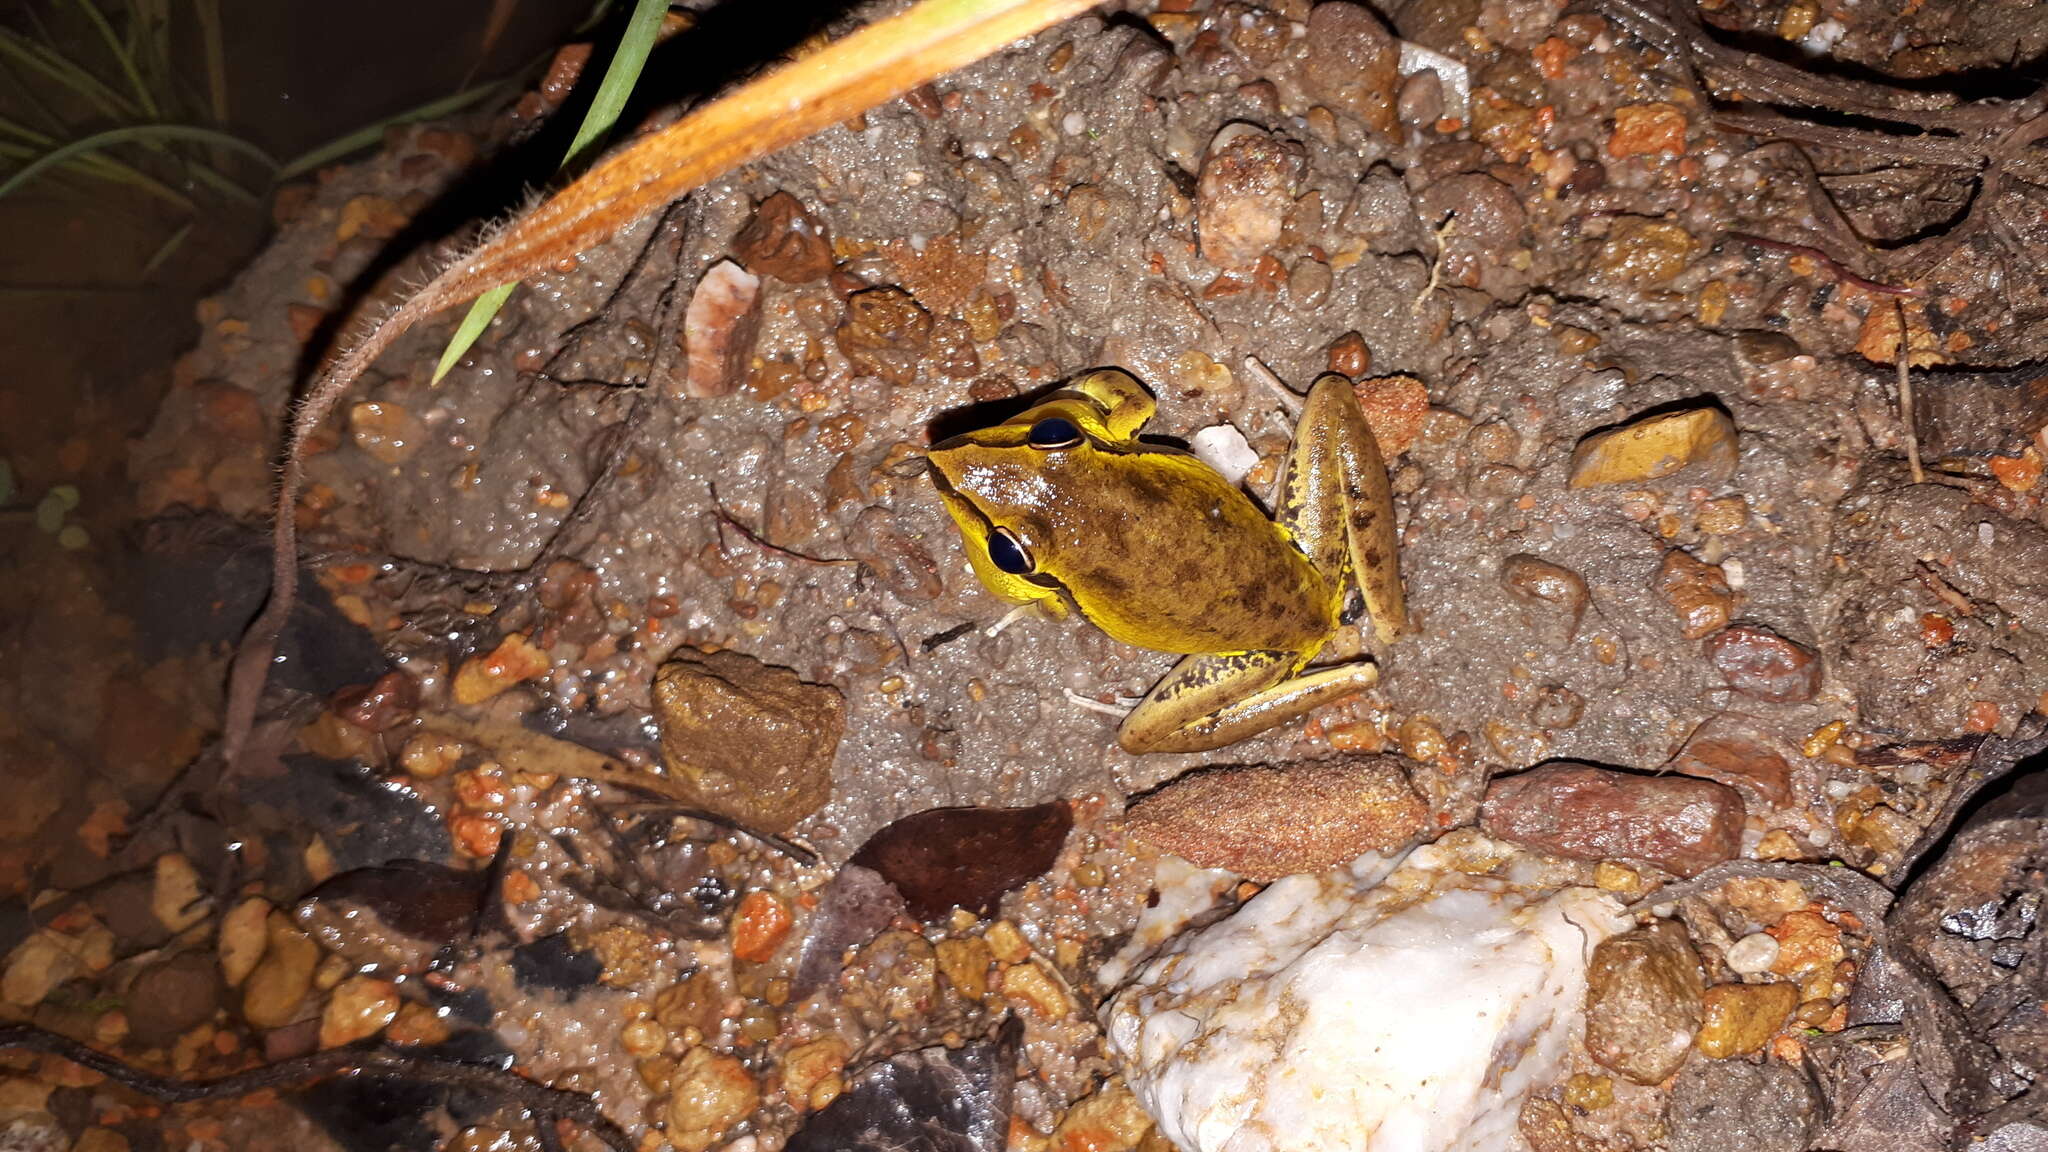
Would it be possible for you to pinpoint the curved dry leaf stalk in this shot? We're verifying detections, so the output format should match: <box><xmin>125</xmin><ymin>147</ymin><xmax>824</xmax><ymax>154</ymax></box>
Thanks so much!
<box><xmin>224</xmin><ymin>0</ymin><xmax>1100</xmax><ymax>766</ymax></box>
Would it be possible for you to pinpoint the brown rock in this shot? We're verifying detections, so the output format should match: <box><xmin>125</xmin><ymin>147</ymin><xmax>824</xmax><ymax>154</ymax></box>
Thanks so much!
<box><xmin>1197</xmin><ymin>125</ymin><xmax>1305</xmax><ymax>270</ymax></box>
<box><xmin>1584</xmin><ymin>919</ymin><xmax>1705</xmax><ymax>1085</ymax></box>
<box><xmin>1500</xmin><ymin>554</ymin><xmax>1590</xmax><ymax>642</ymax></box>
<box><xmin>1480</xmin><ymin>764</ymin><xmax>1745</xmax><ymax>878</ymax></box>
<box><xmin>122</xmin><ymin>952</ymin><xmax>224</xmax><ymax>1047</ymax></box>
<box><xmin>1672</xmin><ymin>716</ymin><xmax>1794</xmax><ymax>807</ymax></box>
<box><xmin>1124</xmin><ymin>757</ymin><xmax>1428</xmax><ymax>880</ymax></box>
<box><xmin>1696</xmin><ymin>981</ymin><xmax>1798</xmax><ymax>1058</ymax></box>
<box><xmin>1706</xmin><ymin>624</ymin><xmax>1823</xmax><ymax>703</ymax></box>
<box><xmin>667</xmin><ymin>1047</ymin><xmax>760</xmax><ymax>1152</ymax></box>
<box><xmin>1569</xmin><ymin>404</ymin><xmax>1736</xmax><ymax>488</ymax></box>
<box><xmin>732</xmin><ymin>191</ymin><xmax>833</xmax><ymax>283</ymax></box>
<box><xmin>1598</xmin><ymin>218</ymin><xmax>1698</xmax><ymax>287</ymax></box>
<box><xmin>835</xmin><ymin>287</ymin><xmax>932</xmax><ymax>387</ymax></box>
<box><xmin>682</xmin><ymin>260</ymin><xmax>762</xmax><ymax>398</ymax></box>
<box><xmin>1327</xmin><ymin>331</ymin><xmax>1371</xmax><ymax>377</ymax></box>
<box><xmin>1301</xmin><ymin>1</ymin><xmax>1400</xmax><ymax>136</ymax></box>
<box><xmin>652</xmin><ymin>649</ymin><xmax>843</xmax><ymax>834</ymax></box>
<box><xmin>242</xmin><ymin>912</ymin><xmax>320</xmax><ymax>1029</ymax></box>
<box><xmin>1414</xmin><ymin>174</ymin><xmax>1528</xmax><ymax>299</ymax></box>
<box><xmin>1653</xmin><ymin>550</ymin><xmax>1734</xmax><ymax>640</ymax></box>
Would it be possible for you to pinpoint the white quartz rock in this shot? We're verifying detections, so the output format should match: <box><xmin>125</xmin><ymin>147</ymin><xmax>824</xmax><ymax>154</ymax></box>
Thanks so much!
<box><xmin>1103</xmin><ymin>838</ymin><xmax>1628</xmax><ymax>1152</ymax></box>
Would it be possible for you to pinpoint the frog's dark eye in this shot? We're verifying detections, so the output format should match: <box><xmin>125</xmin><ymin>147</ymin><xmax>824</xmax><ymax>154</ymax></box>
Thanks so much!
<box><xmin>987</xmin><ymin>527</ymin><xmax>1035</xmax><ymax>575</ymax></box>
<box><xmin>1027</xmin><ymin>417</ymin><xmax>1083</xmax><ymax>450</ymax></box>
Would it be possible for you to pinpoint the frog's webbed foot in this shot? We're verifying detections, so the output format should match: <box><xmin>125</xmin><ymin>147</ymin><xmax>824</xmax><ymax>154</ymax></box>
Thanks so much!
<box><xmin>1116</xmin><ymin>650</ymin><xmax>1380</xmax><ymax>755</ymax></box>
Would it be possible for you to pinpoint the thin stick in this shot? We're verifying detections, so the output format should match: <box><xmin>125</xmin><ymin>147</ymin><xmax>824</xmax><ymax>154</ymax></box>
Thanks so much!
<box><xmin>0</xmin><ymin>1025</ymin><xmax>632</xmax><ymax>1152</ymax></box>
<box><xmin>1897</xmin><ymin>300</ymin><xmax>1925</xmax><ymax>484</ymax></box>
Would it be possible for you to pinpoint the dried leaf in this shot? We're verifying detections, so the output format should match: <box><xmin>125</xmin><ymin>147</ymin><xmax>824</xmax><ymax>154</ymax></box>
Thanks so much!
<box><xmin>848</xmin><ymin>804</ymin><xmax>1071</xmax><ymax>920</ymax></box>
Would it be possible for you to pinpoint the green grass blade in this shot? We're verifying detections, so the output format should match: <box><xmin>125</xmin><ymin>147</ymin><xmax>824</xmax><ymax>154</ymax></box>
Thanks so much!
<box><xmin>192</xmin><ymin>0</ymin><xmax>227</xmax><ymax>125</ymax></box>
<box><xmin>562</xmin><ymin>0</ymin><xmax>665</xmax><ymax>167</ymax></box>
<box><xmin>432</xmin><ymin>280</ymin><xmax>517</xmax><ymax>382</ymax></box>
<box><xmin>277</xmin><ymin>79</ymin><xmax>511</xmax><ymax>180</ymax></box>
<box><xmin>0</xmin><ymin>123</ymin><xmax>274</xmax><ymax>200</ymax></box>
<box><xmin>432</xmin><ymin>0</ymin><xmax>668</xmax><ymax>383</ymax></box>
<box><xmin>0</xmin><ymin>122</ymin><xmax>196</xmax><ymax>210</ymax></box>
<box><xmin>139</xmin><ymin>218</ymin><xmax>191</xmax><ymax>277</ymax></box>
<box><xmin>63</xmin><ymin>0</ymin><xmax>159</xmax><ymax>118</ymax></box>
<box><xmin>0</xmin><ymin>29</ymin><xmax>137</xmax><ymax>121</ymax></box>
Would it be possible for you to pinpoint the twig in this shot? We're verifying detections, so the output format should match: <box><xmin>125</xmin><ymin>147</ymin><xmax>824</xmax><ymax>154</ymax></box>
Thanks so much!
<box><xmin>1725</xmin><ymin>232</ymin><xmax>1925</xmax><ymax>297</ymax></box>
<box><xmin>1412</xmin><ymin>213</ymin><xmax>1456</xmax><ymax>315</ymax></box>
<box><xmin>1897</xmin><ymin>301</ymin><xmax>1925</xmax><ymax>484</ymax></box>
<box><xmin>708</xmin><ymin>483</ymin><xmax>858</xmax><ymax>568</ymax></box>
<box><xmin>0</xmin><ymin>1025</ymin><xmax>633</xmax><ymax>1152</ymax></box>
<box><xmin>1241</xmin><ymin>355</ymin><xmax>1304</xmax><ymax>418</ymax></box>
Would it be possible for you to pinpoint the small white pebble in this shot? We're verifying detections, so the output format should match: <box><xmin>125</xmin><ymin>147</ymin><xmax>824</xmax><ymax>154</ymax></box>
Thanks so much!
<box><xmin>1191</xmin><ymin>422</ymin><xmax>1260</xmax><ymax>487</ymax></box>
<box><xmin>1726</xmin><ymin>932</ymin><xmax>1780</xmax><ymax>975</ymax></box>
<box><xmin>1978</xmin><ymin>522</ymin><xmax>1995</xmax><ymax>547</ymax></box>
<box><xmin>1062</xmin><ymin>111</ymin><xmax>1087</xmax><ymax>136</ymax></box>
<box><xmin>1722</xmin><ymin>557</ymin><xmax>1745</xmax><ymax>590</ymax></box>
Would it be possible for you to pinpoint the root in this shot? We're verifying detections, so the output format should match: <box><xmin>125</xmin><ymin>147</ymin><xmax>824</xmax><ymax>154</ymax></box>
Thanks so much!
<box><xmin>0</xmin><ymin>1025</ymin><xmax>633</xmax><ymax>1152</ymax></box>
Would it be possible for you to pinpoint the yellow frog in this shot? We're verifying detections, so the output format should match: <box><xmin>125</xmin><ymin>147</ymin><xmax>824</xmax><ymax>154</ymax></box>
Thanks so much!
<box><xmin>926</xmin><ymin>368</ymin><xmax>1405</xmax><ymax>754</ymax></box>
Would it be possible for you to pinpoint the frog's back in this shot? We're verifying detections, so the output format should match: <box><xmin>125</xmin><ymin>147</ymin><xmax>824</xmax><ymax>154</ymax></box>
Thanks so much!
<box><xmin>1037</xmin><ymin>450</ymin><xmax>1334</xmax><ymax>655</ymax></box>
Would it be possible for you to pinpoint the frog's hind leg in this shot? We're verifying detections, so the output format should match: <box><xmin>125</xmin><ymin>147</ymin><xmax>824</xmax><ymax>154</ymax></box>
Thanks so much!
<box><xmin>1116</xmin><ymin>649</ymin><xmax>1381</xmax><ymax>755</ymax></box>
<box><xmin>1274</xmin><ymin>374</ymin><xmax>1407</xmax><ymax>644</ymax></box>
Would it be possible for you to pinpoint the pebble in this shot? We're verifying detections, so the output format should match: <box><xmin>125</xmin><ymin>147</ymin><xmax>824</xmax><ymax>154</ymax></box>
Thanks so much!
<box><xmin>1196</xmin><ymin>125</ymin><xmax>1305</xmax><ymax>269</ymax></box>
<box><xmin>319</xmin><ymin>975</ymin><xmax>399</xmax><ymax>1048</ymax></box>
<box><xmin>1300</xmin><ymin>1</ymin><xmax>1400</xmax><ymax>135</ymax></box>
<box><xmin>1499</xmin><ymin>554</ymin><xmax>1589</xmax><ymax>641</ymax></box>
<box><xmin>935</xmin><ymin>936</ymin><xmax>992</xmax><ymax>1001</ymax></box>
<box><xmin>731</xmin><ymin>191</ymin><xmax>833</xmax><ymax>283</ymax></box>
<box><xmin>241</xmin><ymin>912</ymin><xmax>320</xmax><ymax>1029</ymax></box>
<box><xmin>1583</xmin><ymin>919</ymin><xmax>1705</xmax><ymax>1085</ymax></box>
<box><xmin>1568</xmin><ymin>404</ymin><xmax>1737</xmax><ymax>488</ymax></box>
<box><xmin>1695</xmin><ymin>981</ymin><xmax>1798</xmax><ymax>1058</ymax></box>
<box><xmin>1480</xmin><ymin>764</ymin><xmax>1745</xmax><ymax>878</ymax></box>
<box><xmin>666</xmin><ymin>1048</ymin><xmax>760</xmax><ymax>1152</ymax></box>
<box><xmin>1653</xmin><ymin>550</ymin><xmax>1735</xmax><ymax>640</ymax></box>
<box><xmin>682</xmin><ymin>261</ymin><xmax>762</xmax><ymax>398</ymax></box>
<box><xmin>783</xmin><ymin>1038</ymin><xmax>849</xmax><ymax>1111</ymax></box>
<box><xmin>3</xmin><ymin>933</ymin><xmax>84</xmax><ymax>1008</ymax></box>
<box><xmin>1672</xmin><ymin>716</ymin><xmax>1794</xmax><ymax>807</ymax></box>
<box><xmin>1051</xmin><ymin>1080</ymin><xmax>1155</xmax><ymax>1152</ymax></box>
<box><xmin>451</xmin><ymin>632</ymin><xmax>549</xmax><ymax>706</ymax></box>
<box><xmin>217</xmin><ymin>897</ymin><xmax>271</xmax><ymax>986</ymax></box>
<box><xmin>1123</xmin><ymin>757</ymin><xmax>1428</xmax><ymax>881</ymax></box>
<box><xmin>1705</xmin><ymin>624</ymin><xmax>1824</xmax><ymax>703</ymax></box>
<box><xmin>653</xmin><ymin>649</ymin><xmax>843</xmax><ymax>835</ymax></box>
<box><xmin>730</xmin><ymin>891</ymin><xmax>792</xmax><ymax>964</ymax></box>
<box><xmin>122</xmin><ymin>952</ymin><xmax>223</xmax><ymax>1047</ymax></box>
<box><xmin>835</xmin><ymin>286</ymin><xmax>932</xmax><ymax>388</ymax></box>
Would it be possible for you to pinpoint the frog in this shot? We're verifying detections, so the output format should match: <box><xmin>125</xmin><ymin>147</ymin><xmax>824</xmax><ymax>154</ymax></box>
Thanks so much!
<box><xmin>926</xmin><ymin>367</ymin><xmax>1406</xmax><ymax>754</ymax></box>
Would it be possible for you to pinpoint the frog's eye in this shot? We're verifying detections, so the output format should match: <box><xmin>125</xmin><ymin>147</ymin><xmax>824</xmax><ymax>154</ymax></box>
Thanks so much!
<box><xmin>1026</xmin><ymin>417</ymin><xmax>1083</xmax><ymax>450</ymax></box>
<box><xmin>987</xmin><ymin>527</ymin><xmax>1035</xmax><ymax>575</ymax></box>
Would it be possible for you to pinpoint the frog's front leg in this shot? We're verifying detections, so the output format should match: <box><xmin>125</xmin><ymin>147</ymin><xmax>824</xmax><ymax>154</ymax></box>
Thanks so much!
<box><xmin>1117</xmin><ymin>649</ymin><xmax>1380</xmax><ymax>754</ymax></box>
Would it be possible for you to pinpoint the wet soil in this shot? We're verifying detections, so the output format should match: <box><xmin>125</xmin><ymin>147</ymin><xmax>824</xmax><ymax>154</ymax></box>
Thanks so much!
<box><xmin>9</xmin><ymin>0</ymin><xmax>2048</xmax><ymax>1149</ymax></box>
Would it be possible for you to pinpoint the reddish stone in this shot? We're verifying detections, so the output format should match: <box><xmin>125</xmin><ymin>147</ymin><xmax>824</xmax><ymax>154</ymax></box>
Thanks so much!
<box><xmin>732</xmin><ymin>192</ymin><xmax>834</xmax><ymax>284</ymax></box>
<box><xmin>1706</xmin><ymin>624</ymin><xmax>1823</xmax><ymax>703</ymax></box>
<box><xmin>1480</xmin><ymin>764</ymin><xmax>1745</xmax><ymax>878</ymax></box>
<box><xmin>1672</xmin><ymin>716</ymin><xmax>1794</xmax><ymax>807</ymax></box>
<box><xmin>332</xmin><ymin>671</ymin><xmax>418</xmax><ymax>732</ymax></box>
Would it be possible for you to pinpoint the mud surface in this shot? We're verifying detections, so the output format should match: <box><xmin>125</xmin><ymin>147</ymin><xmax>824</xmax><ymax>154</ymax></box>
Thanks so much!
<box><xmin>13</xmin><ymin>0</ymin><xmax>2048</xmax><ymax>1149</ymax></box>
